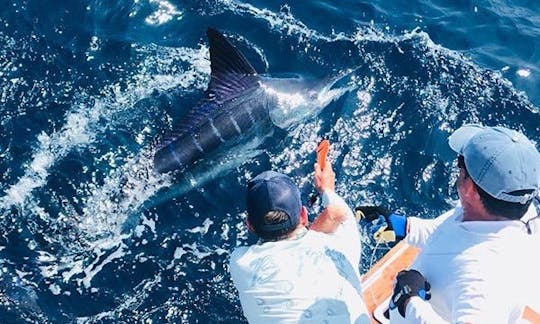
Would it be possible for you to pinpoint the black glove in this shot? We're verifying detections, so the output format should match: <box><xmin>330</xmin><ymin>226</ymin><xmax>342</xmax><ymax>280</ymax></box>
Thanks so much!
<box><xmin>390</xmin><ymin>269</ymin><xmax>431</xmax><ymax>318</ymax></box>
<box><xmin>355</xmin><ymin>206</ymin><xmax>407</xmax><ymax>243</ymax></box>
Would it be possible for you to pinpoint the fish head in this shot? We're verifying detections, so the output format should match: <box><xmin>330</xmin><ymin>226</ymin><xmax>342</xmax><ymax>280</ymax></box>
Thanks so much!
<box><xmin>262</xmin><ymin>70</ymin><xmax>356</xmax><ymax>129</ymax></box>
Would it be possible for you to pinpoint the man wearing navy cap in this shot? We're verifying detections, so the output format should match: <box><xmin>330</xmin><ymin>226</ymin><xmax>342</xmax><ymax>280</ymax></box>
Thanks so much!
<box><xmin>229</xmin><ymin>161</ymin><xmax>369</xmax><ymax>323</ymax></box>
<box><xmin>366</xmin><ymin>125</ymin><xmax>540</xmax><ymax>323</ymax></box>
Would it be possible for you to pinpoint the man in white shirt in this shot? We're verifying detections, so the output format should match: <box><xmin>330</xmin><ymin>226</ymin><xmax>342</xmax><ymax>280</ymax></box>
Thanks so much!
<box><xmin>359</xmin><ymin>124</ymin><xmax>540</xmax><ymax>323</ymax></box>
<box><xmin>229</xmin><ymin>161</ymin><xmax>369</xmax><ymax>323</ymax></box>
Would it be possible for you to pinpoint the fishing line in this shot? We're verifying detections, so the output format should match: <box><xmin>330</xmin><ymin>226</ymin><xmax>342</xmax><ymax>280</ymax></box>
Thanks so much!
<box><xmin>365</xmin><ymin>237</ymin><xmax>392</xmax><ymax>313</ymax></box>
<box><xmin>367</xmin><ymin>238</ymin><xmax>391</xmax><ymax>270</ymax></box>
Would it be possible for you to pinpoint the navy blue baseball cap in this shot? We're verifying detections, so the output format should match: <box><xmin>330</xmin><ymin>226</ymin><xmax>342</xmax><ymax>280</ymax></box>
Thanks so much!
<box><xmin>449</xmin><ymin>124</ymin><xmax>540</xmax><ymax>204</ymax></box>
<box><xmin>246</xmin><ymin>171</ymin><xmax>302</xmax><ymax>236</ymax></box>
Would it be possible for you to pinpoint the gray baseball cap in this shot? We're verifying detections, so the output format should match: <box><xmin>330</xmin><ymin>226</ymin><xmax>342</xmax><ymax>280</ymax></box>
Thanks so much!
<box><xmin>449</xmin><ymin>124</ymin><xmax>540</xmax><ymax>204</ymax></box>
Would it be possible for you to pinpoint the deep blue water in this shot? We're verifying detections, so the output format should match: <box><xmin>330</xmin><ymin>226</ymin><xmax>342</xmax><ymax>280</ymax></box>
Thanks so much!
<box><xmin>0</xmin><ymin>0</ymin><xmax>539</xmax><ymax>322</ymax></box>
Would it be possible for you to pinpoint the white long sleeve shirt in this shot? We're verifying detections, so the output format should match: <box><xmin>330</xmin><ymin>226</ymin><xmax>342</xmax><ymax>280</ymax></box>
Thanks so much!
<box><xmin>390</xmin><ymin>204</ymin><xmax>540</xmax><ymax>324</ymax></box>
<box><xmin>229</xmin><ymin>191</ymin><xmax>369</xmax><ymax>323</ymax></box>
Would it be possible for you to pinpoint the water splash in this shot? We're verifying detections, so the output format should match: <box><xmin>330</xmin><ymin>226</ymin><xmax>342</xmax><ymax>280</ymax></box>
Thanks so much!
<box><xmin>144</xmin><ymin>0</ymin><xmax>183</xmax><ymax>26</ymax></box>
<box><xmin>0</xmin><ymin>44</ymin><xmax>210</xmax><ymax>212</ymax></box>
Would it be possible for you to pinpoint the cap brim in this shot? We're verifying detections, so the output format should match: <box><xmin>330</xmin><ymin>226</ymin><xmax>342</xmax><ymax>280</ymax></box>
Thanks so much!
<box><xmin>448</xmin><ymin>124</ymin><xmax>485</xmax><ymax>154</ymax></box>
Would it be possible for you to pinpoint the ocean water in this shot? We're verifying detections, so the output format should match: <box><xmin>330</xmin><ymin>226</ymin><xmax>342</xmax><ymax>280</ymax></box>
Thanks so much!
<box><xmin>0</xmin><ymin>0</ymin><xmax>539</xmax><ymax>322</ymax></box>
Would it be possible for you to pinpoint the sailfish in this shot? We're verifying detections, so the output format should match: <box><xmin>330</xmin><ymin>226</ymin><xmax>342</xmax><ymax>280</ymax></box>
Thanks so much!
<box><xmin>153</xmin><ymin>28</ymin><xmax>352</xmax><ymax>174</ymax></box>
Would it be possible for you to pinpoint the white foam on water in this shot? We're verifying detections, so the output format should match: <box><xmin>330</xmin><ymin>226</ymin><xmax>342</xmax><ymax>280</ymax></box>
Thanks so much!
<box><xmin>78</xmin><ymin>147</ymin><xmax>171</xmax><ymax>238</ymax></box>
<box><xmin>36</xmin><ymin>251</ymin><xmax>56</xmax><ymax>263</ymax></box>
<box><xmin>39</xmin><ymin>263</ymin><xmax>59</xmax><ymax>278</ymax></box>
<box><xmin>183</xmin><ymin>243</ymin><xmax>213</xmax><ymax>259</ymax></box>
<box><xmin>1</xmin><ymin>42</ymin><xmax>213</xmax><ymax>292</ymax></box>
<box><xmin>220</xmin><ymin>1</ymin><xmax>306</xmax><ymax>34</ymax></box>
<box><xmin>422</xmin><ymin>162</ymin><xmax>436</xmax><ymax>182</ymax></box>
<box><xmin>79</xmin><ymin>242</ymin><xmax>126</xmax><ymax>289</ymax></box>
<box><xmin>49</xmin><ymin>283</ymin><xmax>61</xmax><ymax>295</ymax></box>
<box><xmin>335</xmin><ymin>77</ymin><xmax>376</xmax><ymax>147</ymax></box>
<box><xmin>145</xmin><ymin>0</ymin><xmax>183</xmax><ymax>26</ymax></box>
<box><xmin>141</xmin><ymin>215</ymin><xmax>156</xmax><ymax>234</ymax></box>
<box><xmin>135</xmin><ymin>126</ymin><xmax>152</xmax><ymax>145</ymax></box>
<box><xmin>134</xmin><ymin>225</ymin><xmax>146</xmax><ymax>238</ymax></box>
<box><xmin>173</xmin><ymin>247</ymin><xmax>187</xmax><ymax>260</ymax></box>
<box><xmin>218</xmin><ymin>0</ymin><xmax>340</xmax><ymax>43</ymax></box>
<box><xmin>53</xmin><ymin>44</ymin><xmax>213</xmax><ymax>286</ymax></box>
<box><xmin>166</xmin><ymin>240</ymin><xmax>227</xmax><ymax>270</ymax></box>
<box><xmin>220</xmin><ymin>223</ymin><xmax>230</xmax><ymax>241</ymax></box>
<box><xmin>0</xmin><ymin>43</ymin><xmax>210</xmax><ymax>217</ymax></box>
<box><xmin>76</xmin><ymin>274</ymin><xmax>163</xmax><ymax>323</ymax></box>
<box><xmin>363</xmin><ymin>155</ymin><xmax>392</xmax><ymax>183</ymax></box>
<box><xmin>517</xmin><ymin>69</ymin><xmax>531</xmax><ymax>78</ymax></box>
<box><xmin>89</xmin><ymin>36</ymin><xmax>100</xmax><ymax>51</ymax></box>
<box><xmin>15</xmin><ymin>269</ymin><xmax>32</xmax><ymax>281</ymax></box>
<box><xmin>186</xmin><ymin>218</ymin><xmax>213</xmax><ymax>234</ymax></box>
<box><xmin>2</xmin><ymin>115</ymin><xmax>92</xmax><ymax>207</ymax></box>
<box><xmin>270</xmin><ymin>120</ymin><xmax>322</xmax><ymax>175</ymax></box>
<box><xmin>61</xmin><ymin>260</ymin><xmax>84</xmax><ymax>283</ymax></box>
<box><xmin>37</xmin><ymin>236</ymin><xmax>131</xmax><ymax>293</ymax></box>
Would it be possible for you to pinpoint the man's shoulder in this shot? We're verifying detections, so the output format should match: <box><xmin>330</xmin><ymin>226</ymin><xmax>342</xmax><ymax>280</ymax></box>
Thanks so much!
<box><xmin>230</xmin><ymin>245</ymin><xmax>251</xmax><ymax>261</ymax></box>
<box><xmin>229</xmin><ymin>244</ymin><xmax>277</xmax><ymax>265</ymax></box>
<box><xmin>229</xmin><ymin>245</ymin><xmax>252</xmax><ymax>278</ymax></box>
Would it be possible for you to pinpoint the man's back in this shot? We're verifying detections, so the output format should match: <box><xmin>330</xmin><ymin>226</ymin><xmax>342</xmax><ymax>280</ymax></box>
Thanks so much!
<box><xmin>230</xmin><ymin>230</ymin><xmax>367</xmax><ymax>323</ymax></box>
<box><xmin>407</xmin><ymin>207</ymin><xmax>540</xmax><ymax>323</ymax></box>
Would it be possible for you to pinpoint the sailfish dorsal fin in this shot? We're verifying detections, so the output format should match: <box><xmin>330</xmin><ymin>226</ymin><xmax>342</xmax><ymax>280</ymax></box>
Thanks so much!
<box><xmin>206</xmin><ymin>28</ymin><xmax>260</xmax><ymax>103</ymax></box>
